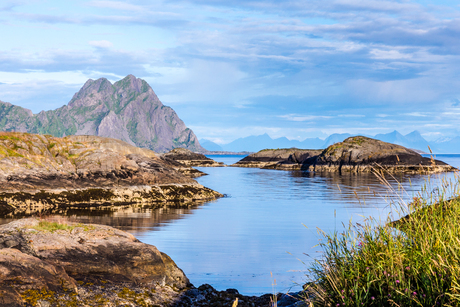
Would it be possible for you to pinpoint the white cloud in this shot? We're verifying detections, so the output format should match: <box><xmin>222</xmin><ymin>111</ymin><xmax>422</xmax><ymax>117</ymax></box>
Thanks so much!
<box><xmin>404</xmin><ymin>112</ymin><xmax>428</xmax><ymax>117</ymax></box>
<box><xmin>89</xmin><ymin>40</ymin><xmax>114</xmax><ymax>48</ymax></box>
<box><xmin>370</xmin><ymin>48</ymin><xmax>412</xmax><ymax>60</ymax></box>
<box><xmin>87</xmin><ymin>1</ymin><xmax>144</xmax><ymax>11</ymax></box>
<box><xmin>279</xmin><ymin>114</ymin><xmax>333</xmax><ymax>122</ymax></box>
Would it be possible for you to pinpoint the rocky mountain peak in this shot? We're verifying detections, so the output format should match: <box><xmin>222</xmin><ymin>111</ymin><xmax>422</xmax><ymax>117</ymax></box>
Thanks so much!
<box><xmin>0</xmin><ymin>75</ymin><xmax>204</xmax><ymax>153</ymax></box>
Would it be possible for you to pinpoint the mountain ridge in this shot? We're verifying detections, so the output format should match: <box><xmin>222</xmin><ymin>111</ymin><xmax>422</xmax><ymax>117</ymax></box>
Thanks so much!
<box><xmin>208</xmin><ymin>130</ymin><xmax>460</xmax><ymax>153</ymax></box>
<box><xmin>0</xmin><ymin>75</ymin><xmax>203</xmax><ymax>153</ymax></box>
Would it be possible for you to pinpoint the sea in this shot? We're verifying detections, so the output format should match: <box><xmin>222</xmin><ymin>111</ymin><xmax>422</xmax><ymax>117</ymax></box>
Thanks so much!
<box><xmin>2</xmin><ymin>154</ymin><xmax>460</xmax><ymax>295</ymax></box>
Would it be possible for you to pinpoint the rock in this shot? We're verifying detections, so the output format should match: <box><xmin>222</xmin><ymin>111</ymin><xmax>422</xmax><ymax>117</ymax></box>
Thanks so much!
<box><xmin>162</xmin><ymin>148</ymin><xmax>225</xmax><ymax>167</ymax></box>
<box><xmin>0</xmin><ymin>75</ymin><xmax>204</xmax><ymax>153</ymax></box>
<box><xmin>173</xmin><ymin>284</ymin><xmax>282</xmax><ymax>307</ymax></box>
<box><xmin>232</xmin><ymin>148</ymin><xmax>321</xmax><ymax>170</ymax></box>
<box><xmin>0</xmin><ymin>218</ymin><xmax>311</xmax><ymax>306</ymax></box>
<box><xmin>0</xmin><ymin>132</ymin><xmax>222</xmax><ymax>215</ymax></box>
<box><xmin>0</xmin><ymin>218</ymin><xmax>190</xmax><ymax>306</ymax></box>
<box><xmin>232</xmin><ymin>137</ymin><xmax>456</xmax><ymax>174</ymax></box>
<box><xmin>307</xmin><ymin>136</ymin><xmax>456</xmax><ymax>174</ymax></box>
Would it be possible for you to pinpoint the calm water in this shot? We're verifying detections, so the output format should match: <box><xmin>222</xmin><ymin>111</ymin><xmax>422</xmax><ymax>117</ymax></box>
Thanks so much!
<box><xmin>2</xmin><ymin>154</ymin><xmax>460</xmax><ymax>295</ymax></box>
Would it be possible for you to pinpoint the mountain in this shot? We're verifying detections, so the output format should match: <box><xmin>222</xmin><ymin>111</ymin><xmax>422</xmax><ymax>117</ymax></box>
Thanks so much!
<box><xmin>374</xmin><ymin>130</ymin><xmax>407</xmax><ymax>145</ymax></box>
<box><xmin>222</xmin><ymin>133</ymin><xmax>274</xmax><ymax>152</ymax></box>
<box><xmin>222</xmin><ymin>130</ymin><xmax>460</xmax><ymax>153</ymax></box>
<box><xmin>0</xmin><ymin>75</ymin><xmax>203</xmax><ymax>153</ymax></box>
<box><xmin>373</xmin><ymin>130</ymin><xmax>432</xmax><ymax>153</ymax></box>
<box><xmin>299</xmin><ymin>137</ymin><xmax>325</xmax><ymax>149</ymax></box>
<box><xmin>404</xmin><ymin>131</ymin><xmax>432</xmax><ymax>153</ymax></box>
<box><xmin>222</xmin><ymin>134</ymin><xmax>328</xmax><ymax>152</ymax></box>
<box><xmin>199</xmin><ymin>139</ymin><xmax>223</xmax><ymax>151</ymax></box>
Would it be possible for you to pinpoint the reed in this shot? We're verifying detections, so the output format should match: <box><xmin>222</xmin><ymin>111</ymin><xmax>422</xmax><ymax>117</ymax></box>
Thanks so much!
<box><xmin>305</xmin><ymin>171</ymin><xmax>460</xmax><ymax>306</ymax></box>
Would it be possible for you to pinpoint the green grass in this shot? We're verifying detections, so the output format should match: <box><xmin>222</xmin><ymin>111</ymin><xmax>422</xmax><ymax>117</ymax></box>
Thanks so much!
<box><xmin>305</xmin><ymin>172</ymin><xmax>460</xmax><ymax>307</ymax></box>
<box><xmin>0</xmin><ymin>135</ymin><xmax>20</xmax><ymax>141</ymax></box>
<box><xmin>30</xmin><ymin>220</ymin><xmax>94</xmax><ymax>233</ymax></box>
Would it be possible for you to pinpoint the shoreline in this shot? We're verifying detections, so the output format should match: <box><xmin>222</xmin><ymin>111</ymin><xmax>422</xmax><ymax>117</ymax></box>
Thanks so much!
<box><xmin>0</xmin><ymin>217</ymin><xmax>307</xmax><ymax>307</ymax></box>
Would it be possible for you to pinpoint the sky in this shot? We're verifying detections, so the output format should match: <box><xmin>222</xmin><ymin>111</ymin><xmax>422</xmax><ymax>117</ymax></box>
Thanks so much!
<box><xmin>1</xmin><ymin>0</ymin><xmax>460</xmax><ymax>144</ymax></box>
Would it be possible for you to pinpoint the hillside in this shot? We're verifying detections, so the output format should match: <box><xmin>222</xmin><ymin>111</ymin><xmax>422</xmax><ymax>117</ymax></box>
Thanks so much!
<box><xmin>0</xmin><ymin>75</ymin><xmax>203</xmax><ymax>153</ymax></box>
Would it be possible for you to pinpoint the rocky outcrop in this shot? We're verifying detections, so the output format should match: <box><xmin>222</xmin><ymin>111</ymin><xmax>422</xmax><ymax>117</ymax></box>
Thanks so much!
<box><xmin>0</xmin><ymin>218</ymin><xmax>307</xmax><ymax>307</ymax></box>
<box><xmin>232</xmin><ymin>137</ymin><xmax>456</xmax><ymax>174</ymax></box>
<box><xmin>162</xmin><ymin>148</ymin><xmax>225</xmax><ymax>167</ymax></box>
<box><xmin>0</xmin><ymin>217</ymin><xmax>190</xmax><ymax>306</ymax></box>
<box><xmin>306</xmin><ymin>136</ymin><xmax>456</xmax><ymax>174</ymax></box>
<box><xmin>0</xmin><ymin>75</ymin><xmax>203</xmax><ymax>153</ymax></box>
<box><xmin>232</xmin><ymin>148</ymin><xmax>321</xmax><ymax>170</ymax></box>
<box><xmin>0</xmin><ymin>132</ymin><xmax>222</xmax><ymax>215</ymax></box>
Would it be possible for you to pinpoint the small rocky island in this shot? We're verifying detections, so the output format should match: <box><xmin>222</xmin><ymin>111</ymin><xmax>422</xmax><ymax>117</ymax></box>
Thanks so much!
<box><xmin>0</xmin><ymin>132</ymin><xmax>222</xmax><ymax>216</ymax></box>
<box><xmin>233</xmin><ymin>136</ymin><xmax>456</xmax><ymax>174</ymax></box>
<box><xmin>161</xmin><ymin>148</ymin><xmax>225</xmax><ymax>167</ymax></box>
<box><xmin>232</xmin><ymin>148</ymin><xmax>322</xmax><ymax>170</ymax></box>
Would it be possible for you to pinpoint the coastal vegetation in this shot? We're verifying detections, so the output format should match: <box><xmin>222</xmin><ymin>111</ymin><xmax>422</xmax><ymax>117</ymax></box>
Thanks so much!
<box><xmin>305</xmin><ymin>172</ymin><xmax>460</xmax><ymax>306</ymax></box>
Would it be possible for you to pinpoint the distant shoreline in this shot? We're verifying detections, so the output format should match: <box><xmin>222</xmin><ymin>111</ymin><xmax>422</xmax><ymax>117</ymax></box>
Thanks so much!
<box><xmin>204</xmin><ymin>151</ymin><xmax>252</xmax><ymax>155</ymax></box>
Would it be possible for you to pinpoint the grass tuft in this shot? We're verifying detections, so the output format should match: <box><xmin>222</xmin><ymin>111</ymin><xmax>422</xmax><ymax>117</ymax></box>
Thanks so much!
<box><xmin>30</xmin><ymin>220</ymin><xmax>94</xmax><ymax>233</ymax></box>
<box><xmin>306</xmin><ymin>171</ymin><xmax>460</xmax><ymax>306</ymax></box>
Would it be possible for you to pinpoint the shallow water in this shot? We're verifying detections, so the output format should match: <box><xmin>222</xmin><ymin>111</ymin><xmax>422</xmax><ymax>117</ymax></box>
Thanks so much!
<box><xmin>1</xmin><ymin>154</ymin><xmax>459</xmax><ymax>295</ymax></box>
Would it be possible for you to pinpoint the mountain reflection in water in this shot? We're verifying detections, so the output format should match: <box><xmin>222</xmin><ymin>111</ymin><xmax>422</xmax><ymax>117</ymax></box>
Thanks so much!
<box><xmin>0</xmin><ymin>154</ymin><xmax>458</xmax><ymax>295</ymax></box>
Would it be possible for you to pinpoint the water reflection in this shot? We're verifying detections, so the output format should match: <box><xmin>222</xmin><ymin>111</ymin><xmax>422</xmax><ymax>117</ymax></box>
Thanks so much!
<box><xmin>0</xmin><ymin>155</ymin><xmax>458</xmax><ymax>296</ymax></box>
<box><xmin>0</xmin><ymin>201</ymin><xmax>211</xmax><ymax>233</ymax></box>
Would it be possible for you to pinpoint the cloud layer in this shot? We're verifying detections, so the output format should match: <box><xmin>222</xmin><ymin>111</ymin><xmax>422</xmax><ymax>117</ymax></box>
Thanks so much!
<box><xmin>1</xmin><ymin>0</ymin><xmax>460</xmax><ymax>142</ymax></box>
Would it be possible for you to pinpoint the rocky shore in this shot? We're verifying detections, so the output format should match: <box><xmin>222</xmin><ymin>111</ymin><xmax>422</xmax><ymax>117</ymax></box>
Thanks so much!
<box><xmin>232</xmin><ymin>148</ymin><xmax>321</xmax><ymax>170</ymax></box>
<box><xmin>0</xmin><ymin>132</ymin><xmax>222</xmax><ymax>216</ymax></box>
<box><xmin>161</xmin><ymin>148</ymin><xmax>225</xmax><ymax>167</ymax></box>
<box><xmin>233</xmin><ymin>136</ymin><xmax>456</xmax><ymax>174</ymax></box>
<box><xmin>0</xmin><ymin>217</ymin><xmax>307</xmax><ymax>307</ymax></box>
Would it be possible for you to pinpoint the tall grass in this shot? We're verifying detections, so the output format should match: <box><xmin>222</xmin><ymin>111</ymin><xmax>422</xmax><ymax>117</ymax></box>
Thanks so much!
<box><xmin>306</xmin><ymin>171</ymin><xmax>460</xmax><ymax>306</ymax></box>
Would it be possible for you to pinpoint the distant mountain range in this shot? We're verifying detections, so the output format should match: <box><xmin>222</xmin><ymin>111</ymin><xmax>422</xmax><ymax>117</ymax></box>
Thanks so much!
<box><xmin>0</xmin><ymin>75</ymin><xmax>203</xmax><ymax>153</ymax></box>
<box><xmin>201</xmin><ymin>131</ymin><xmax>460</xmax><ymax>154</ymax></box>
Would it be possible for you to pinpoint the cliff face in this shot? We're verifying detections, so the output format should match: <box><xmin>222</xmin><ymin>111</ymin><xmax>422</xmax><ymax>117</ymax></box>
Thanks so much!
<box><xmin>0</xmin><ymin>75</ymin><xmax>203</xmax><ymax>153</ymax></box>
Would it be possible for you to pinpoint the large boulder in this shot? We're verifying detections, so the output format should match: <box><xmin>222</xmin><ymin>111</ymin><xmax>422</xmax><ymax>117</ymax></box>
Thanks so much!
<box><xmin>0</xmin><ymin>218</ymin><xmax>189</xmax><ymax>306</ymax></box>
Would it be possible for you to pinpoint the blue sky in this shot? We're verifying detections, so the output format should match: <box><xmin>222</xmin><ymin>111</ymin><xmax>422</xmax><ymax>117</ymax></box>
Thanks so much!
<box><xmin>1</xmin><ymin>0</ymin><xmax>460</xmax><ymax>144</ymax></box>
